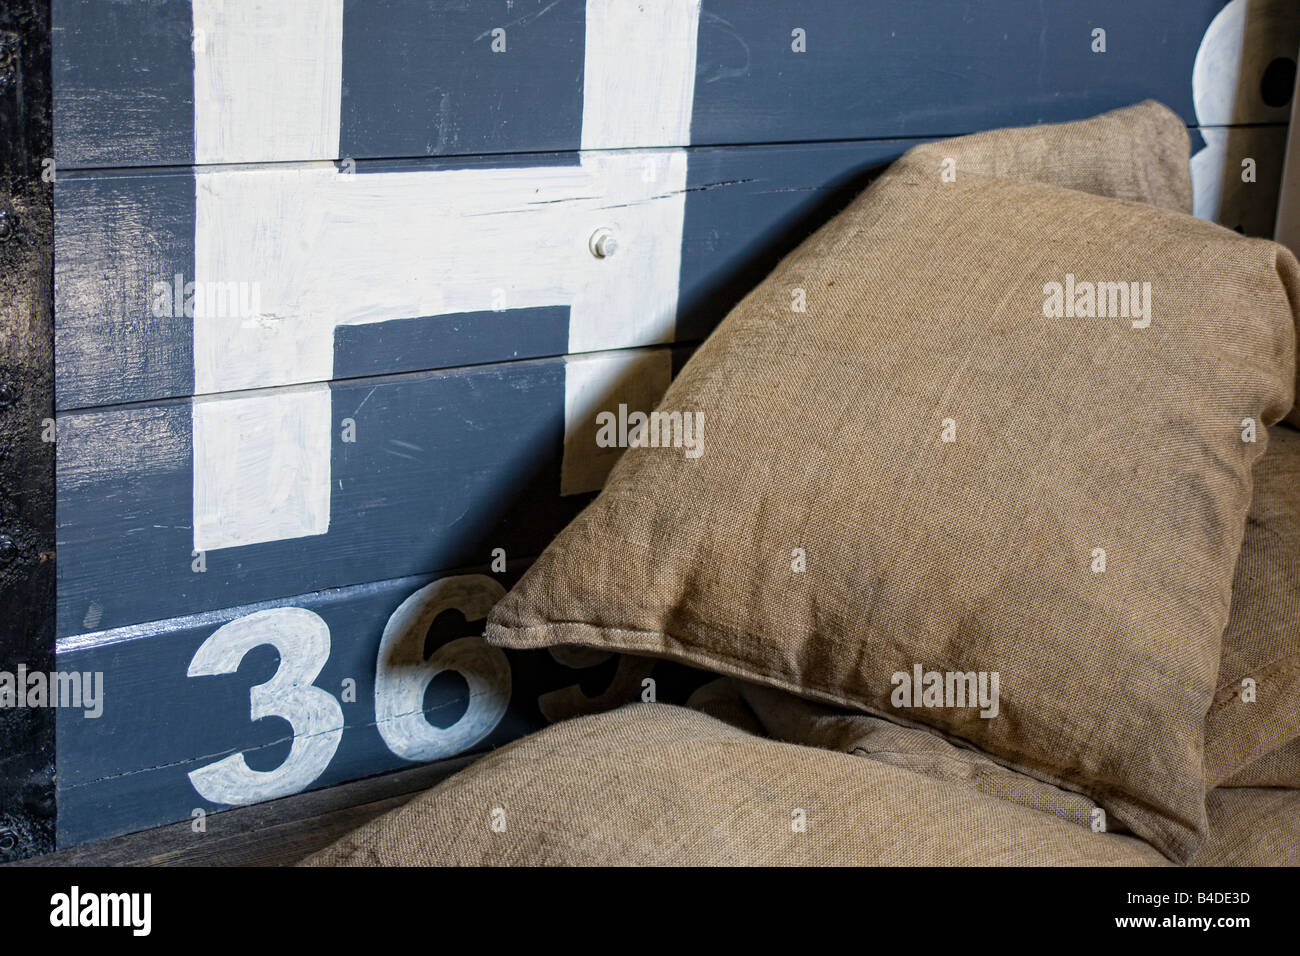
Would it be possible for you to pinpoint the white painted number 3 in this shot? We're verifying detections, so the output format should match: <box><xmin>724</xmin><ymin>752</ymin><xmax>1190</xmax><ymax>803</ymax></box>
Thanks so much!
<box><xmin>187</xmin><ymin>607</ymin><xmax>344</xmax><ymax>805</ymax></box>
<box><xmin>185</xmin><ymin>575</ymin><xmax>511</xmax><ymax>805</ymax></box>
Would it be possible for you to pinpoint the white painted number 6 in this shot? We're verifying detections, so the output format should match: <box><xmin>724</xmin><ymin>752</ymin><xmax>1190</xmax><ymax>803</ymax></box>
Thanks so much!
<box><xmin>375</xmin><ymin>574</ymin><xmax>511</xmax><ymax>761</ymax></box>
<box><xmin>187</xmin><ymin>607</ymin><xmax>344</xmax><ymax>805</ymax></box>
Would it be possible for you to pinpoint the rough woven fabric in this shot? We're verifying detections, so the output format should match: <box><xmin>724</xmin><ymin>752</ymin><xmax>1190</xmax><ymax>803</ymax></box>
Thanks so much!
<box><xmin>1191</xmin><ymin>787</ymin><xmax>1300</xmax><ymax>866</ymax></box>
<box><xmin>755</xmin><ymin>105</ymin><xmax>1299</xmax><ymax>793</ymax></box>
<box><xmin>696</xmin><ymin>432</ymin><xmax>1300</xmax><ymax>796</ymax></box>
<box><xmin>1206</xmin><ymin>424</ymin><xmax>1300</xmax><ymax>786</ymax></box>
<box><xmin>1224</xmin><ymin>737</ymin><xmax>1300</xmax><ymax>788</ymax></box>
<box><xmin>303</xmin><ymin>703</ymin><xmax>1169</xmax><ymax>867</ymax></box>
<box><xmin>488</xmin><ymin>108</ymin><xmax>1300</xmax><ymax>863</ymax></box>
<box><xmin>901</xmin><ymin>100</ymin><xmax>1193</xmax><ymax>214</ymax></box>
<box><xmin>693</xmin><ymin>679</ymin><xmax>1105</xmax><ymax>832</ymax></box>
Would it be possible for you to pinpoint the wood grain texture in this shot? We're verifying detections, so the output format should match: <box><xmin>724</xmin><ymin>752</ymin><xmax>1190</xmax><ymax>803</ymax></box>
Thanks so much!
<box><xmin>54</xmin><ymin>140</ymin><xmax>906</xmax><ymax>411</ymax></box>
<box><xmin>691</xmin><ymin>0</ymin><xmax>1223</xmax><ymax>144</ymax></box>
<box><xmin>51</xmin><ymin>0</ymin><xmax>1267</xmax><ymax>169</ymax></box>
<box><xmin>52</xmin><ymin>0</ymin><xmax>193</xmax><ymax>169</ymax></box>
<box><xmin>56</xmin><ymin>346</ymin><xmax>701</xmax><ymax>635</ymax></box>
<box><xmin>16</xmin><ymin>755</ymin><xmax>477</xmax><ymax>866</ymax></box>
<box><xmin>55</xmin><ymin>562</ymin><xmax>710</xmax><ymax>847</ymax></box>
<box><xmin>52</xmin><ymin>129</ymin><xmax>1299</xmax><ymax>417</ymax></box>
<box><xmin>53</xmin><ymin>169</ymin><xmax>195</xmax><ymax>409</ymax></box>
<box><xmin>192</xmin><ymin>0</ymin><xmax>343</xmax><ymax>165</ymax></box>
<box><xmin>56</xmin><ymin>567</ymin><xmax>529</xmax><ymax>847</ymax></box>
<box><xmin>57</xmin><ymin>356</ymin><xmax>564</xmax><ymax>635</ymax></box>
<box><xmin>39</xmin><ymin>0</ymin><xmax>1300</xmax><ymax>859</ymax></box>
<box><xmin>54</xmin><ymin>142</ymin><xmax>905</xmax><ymax>595</ymax></box>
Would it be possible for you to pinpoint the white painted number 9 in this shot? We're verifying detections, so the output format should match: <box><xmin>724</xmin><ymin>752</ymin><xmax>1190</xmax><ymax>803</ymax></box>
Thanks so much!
<box><xmin>186</xmin><ymin>607</ymin><xmax>344</xmax><ymax>805</ymax></box>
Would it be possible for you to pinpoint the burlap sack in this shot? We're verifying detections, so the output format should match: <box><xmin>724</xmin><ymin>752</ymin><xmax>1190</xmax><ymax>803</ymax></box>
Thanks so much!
<box><xmin>693</xmin><ymin>677</ymin><xmax>1300</xmax><ymax>861</ymax></box>
<box><xmin>303</xmin><ymin>703</ymin><xmax>1169</xmax><ymax>867</ymax></box>
<box><xmin>695</xmin><ymin>427</ymin><xmax>1300</xmax><ymax>794</ymax></box>
<box><xmin>901</xmin><ymin>99</ymin><xmax>1192</xmax><ymax>213</ymax></box>
<box><xmin>693</xmin><ymin>678</ymin><xmax>1105</xmax><ymax>831</ymax></box>
<box><xmin>1223</xmin><ymin>736</ymin><xmax>1300</xmax><ymax>788</ymax></box>
<box><xmin>909</xmin><ymin>109</ymin><xmax>1300</xmax><ymax>790</ymax></box>
<box><xmin>1206</xmin><ymin>424</ymin><xmax>1300</xmax><ymax>786</ymax></box>
<box><xmin>832</xmin><ymin>108</ymin><xmax>1300</xmax><ymax>787</ymax></box>
<box><xmin>488</xmin><ymin>109</ymin><xmax>1299</xmax><ymax>862</ymax></box>
<box><xmin>1191</xmin><ymin>786</ymin><xmax>1300</xmax><ymax>866</ymax></box>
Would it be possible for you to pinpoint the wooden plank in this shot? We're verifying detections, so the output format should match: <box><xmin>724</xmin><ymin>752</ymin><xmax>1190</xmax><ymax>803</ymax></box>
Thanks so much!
<box><xmin>1193</xmin><ymin>123</ymin><xmax>1292</xmax><ymax>238</ymax></box>
<box><xmin>693</xmin><ymin>0</ymin><xmax>1205</xmax><ymax>142</ymax></box>
<box><xmin>51</xmin><ymin>127</ymin><xmax>1298</xmax><ymax>631</ymax></box>
<box><xmin>39</xmin><ymin>0</ymin><xmax>1300</xmax><ymax>864</ymax></box>
<box><xmin>676</xmin><ymin>141</ymin><xmax>895</xmax><ymax>342</ymax></box>
<box><xmin>56</xmin><ymin>345</ymin><xmax>699</xmax><ymax>635</ymax></box>
<box><xmin>54</xmin><ymin>564</ymin><xmax>710</xmax><ymax>847</ymax></box>
<box><xmin>53</xmin><ymin>168</ymin><xmax>195</xmax><ymax>409</ymax></box>
<box><xmin>55</xmin><ymin>125</ymin><xmax>1298</xmax><ymax>415</ymax></box>
<box><xmin>52</xmin><ymin>0</ymin><xmax>194</xmax><ymax>169</ymax></box>
<box><xmin>54</xmin><ymin>139</ymin><xmax>909</xmax><ymax>411</ymax></box>
<box><xmin>16</xmin><ymin>755</ymin><xmax>476</xmax><ymax>866</ymax></box>
<box><xmin>55</xmin><ymin>568</ymin><xmax>529</xmax><ymax>847</ymax></box>
<box><xmin>340</xmin><ymin>0</ymin><xmax>584</xmax><ymax>163</ymax></box>
<box><xmin>0</xmin><ymin>0</ymin><xmax>56</xmax><ymax>864</ymax></box>
<box><xmin>51</xmin><ymin>0</ymin><xmax>1292</xmax><ymax>169</ymax></box>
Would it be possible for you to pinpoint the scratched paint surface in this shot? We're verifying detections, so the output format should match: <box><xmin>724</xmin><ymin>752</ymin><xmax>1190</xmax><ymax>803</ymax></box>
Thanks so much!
<box><xmin>48</xmin><ymin>0</ymin><xmax>1298</xmax><ymax>848</ymax></box>
<box><xmin>56</xmin><ymin>347</ymin><xmax>695</xmax><ymax>634</ymax></box>
<box><xmin>56</xmin><ymin>0</ymin><xmax>1240</xmax><ymax>168</ymax></box>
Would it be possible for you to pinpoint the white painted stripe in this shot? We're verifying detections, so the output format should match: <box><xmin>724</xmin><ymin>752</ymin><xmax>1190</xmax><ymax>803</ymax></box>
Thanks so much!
<box><xmin>581</xmin><ymin>0</ymin><xmax>701</xmax><ymax>150</ymax></box>
<box><xmin>193</xmin><ymin>152</ymin><xmax>686</xmax><ymax>394</ymax></box>
<box><xmin>191</xmin><ymin>152</ymin><xmax>686</xmax><ymax>550</ymax></box>
<box><xmin>54</xmin><ymin>570</ymin><xmax>453</xmax><ymax>654</ymax></box>
<box><xmin>193</xmin><ymin>384</ymin><xmax>332</xmax><ymax>550</ymax></box>
<box><xmin>190</xmin><ymin>0</ymin><xmax>699</xmax><ymax>550</ymax></box>
<box><xmin>562</xmin><ymin>348</ymin><xmax>673</xmax><ymax>495</ymax></box>
<box><xmin>193</xmin><ymin>0</ymin><xmax>343</xmax><ymax>164</ymax></box>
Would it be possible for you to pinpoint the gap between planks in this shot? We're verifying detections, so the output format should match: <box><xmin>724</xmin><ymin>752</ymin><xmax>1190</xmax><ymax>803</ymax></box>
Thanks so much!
<box><xmin>10</xmin><ymin>754</ymin><xmax>480</xmax><ymax>867</ymax></box>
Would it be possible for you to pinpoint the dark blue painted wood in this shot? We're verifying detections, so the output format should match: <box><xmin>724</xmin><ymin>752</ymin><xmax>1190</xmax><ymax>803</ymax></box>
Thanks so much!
<box><xmin>56</xmin><ymin>352</ymin><xmax>593</xmax><ymax>636</ymax></box>
<box><xmin>44</xmin><ymin>0</ymin><xmax>1297</xmax><ymax>859</ymax></box>
<box><xmin>54</xmin><ymin>139</ymin><xmax>910</xmax><ymax>410</ymax></box>
<box><xmin>53</xmin><ymin>169</ymin><xmax>195</xmax><ymax>410</ymax></box>
<box><xmin>676</xmin><ymin>141</ymin><xmax>896</xmax><ymax>342</ymax></box>
<box><xmin>333</xmin><ymin>307</ymin><xmax>570</xmax><ymax>381</ymax></box>
<box><xmin>52</xmin><ymin>0</ymin><xmax>193</xmax><ymax>168</ymax></box>
<box><xmin>341</xmin><ymin>0</ymin><xmax>585</xmax><ymax>161</ymax></box>
<box><xmin>50</xmin><ymin>0</ymin><xmax>1238</xmax><ymax>169</ymax></box>
<box><xmin>56</xmin><ymin>564</ymin><xmax>535</xmax><ymax>847</ymax></box>
<box><xmin>690</xmin><ymin>0</ymin><xmax>1223</xmax><ymax>144</ymax></box>
<box><xmin>56</xmin><ymin>562</ymin><xmax>713</xmax><ymax>846</ymax></box>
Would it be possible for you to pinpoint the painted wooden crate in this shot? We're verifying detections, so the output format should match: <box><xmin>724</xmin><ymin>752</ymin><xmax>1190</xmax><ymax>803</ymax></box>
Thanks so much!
<box><xmin>1</xmin><ymin>0</ymin><xmax>1294</xmax><ymax>857</ymax></box>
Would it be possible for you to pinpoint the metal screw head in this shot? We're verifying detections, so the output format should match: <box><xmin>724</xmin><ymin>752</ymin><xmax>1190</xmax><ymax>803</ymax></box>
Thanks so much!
<box><xmin>588</xmin><ymin>228</ymin><xmax>617</xmax><ymax>259</ymax></box>
<box><xmin>0</xmin><ymin>211</ymin><xmax>13</xmax><ymax>242</ymax></box>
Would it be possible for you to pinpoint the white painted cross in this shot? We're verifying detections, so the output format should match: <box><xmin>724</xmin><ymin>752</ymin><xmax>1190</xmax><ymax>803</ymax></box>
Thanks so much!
<box><xmin>190</xmin><ymin>0</ymin><xmax>701</xmax><ymax>551</ymax></box>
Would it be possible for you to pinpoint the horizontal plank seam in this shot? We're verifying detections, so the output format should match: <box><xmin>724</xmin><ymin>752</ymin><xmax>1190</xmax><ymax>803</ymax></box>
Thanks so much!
<box><xmin>23</xmin><ymin>754</ymin><xmax>479</xmax><ymax>863</ymax></box>
<box><xmin>52</xmin><ymin>123</ymin><xmax>1286</xmax><ymax>176</ymax></box>
<box><xmin>54</xmin><ymin>339</ymin><xmax>700</xmax><ymax>417</ymax></box>
<box><xmin>56</xmin><ymin>557</ymin><xmax>544</xmax><ymax>653</ymax></box>
<box><xmin>57</xmin><ymin>694</ymin><xmax>504</xmax><ymax>792</ymax></box>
